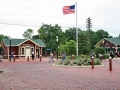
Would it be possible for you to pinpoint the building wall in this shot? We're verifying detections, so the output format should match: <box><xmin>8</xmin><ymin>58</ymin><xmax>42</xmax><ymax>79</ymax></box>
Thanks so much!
<box><xmin>101</xmin><ymin>40</ymin><xmax>120</xmax><ymax>54</ymax></box>
<box><xmin>9</xmin><ymin>46</ymin><xmax>18</xmax><ymax>55</ymax></box>
<box><xmin>2</xmin><ymin>40</ymin><xmax>44</xmax><ymax>59</ymax></box>
<box><xmin>102</xmin><ymin>41</ymin><xmax>116</xmax><ymax>48</ymax></box>
<box><xmin>20</xmin><ymin>40</ymin><xmax>36</xmax><ymax>55</ymax></box>
<box><xmin>4</xmin><ymin>46</ymin><xmax>8</xmax><ymax>55</ymax></box>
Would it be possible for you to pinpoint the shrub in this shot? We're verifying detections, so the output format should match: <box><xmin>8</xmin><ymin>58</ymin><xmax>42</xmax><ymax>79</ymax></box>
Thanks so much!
<box><xmin>87</xmin><ymin>59</ymin><xmax>91</xmax><ymax>65</ymax></box>
<box><xmin>84</xmin><ymin>62</ymin><xmax>89</xmax><ymax>65</ymax></box>
<box><xmin>59</xmin><ymin>61</ymin><xmax>63</xmax><ymax>65</ymax></box>
<box><xmin>73</xmin><ymin>60</ymin><xmax>77</xmax><ymax>64</ymax></box>
<box><xmin>95</xmin><ymin>47</ymin><xmax>105</xmax><ymax>58</ymax></box>
<box><xmin>80</xmin><ymin>59</ymin><xmax>84</xmax><ymax>64</ymax></box>
<box><xmin>70</xmin><ymin>63</ymin><xmax>73</xmax><ymax>66</ymax></box>
<box><xmin>66</xmin><ymin>56</ymin><xmax>71</xmax><ymax>59</ymax></box>
<box><xmin>64</xmin><ymin>60</ymin><xmax>70</xmax><ymax>65</ymax></box>
<box><xmin>83</xmin><ymin>57</ymin><xmax>90</xmax><ymax>62</ymax></box>
<box><xmin>94</xmin><ymin>59</ymin><xmax>101</xmax><ymax>65</ymax></box>
<box><xmin>77</xmin><ymin>60</ymin><xmax>82</xmax><ymax>66</ymax></box>
<box><xmin>83</xmin><ymin>58</ymin><xmax>87</xmax><ymax>62</ymax></box>
<box><xmin>103</xmin><ymin>54</ymin><xmax>109</xmax><ymax>59</ymax></box>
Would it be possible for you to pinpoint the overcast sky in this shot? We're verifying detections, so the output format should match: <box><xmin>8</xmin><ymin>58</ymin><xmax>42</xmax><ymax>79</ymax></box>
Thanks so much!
<box><xmin>0</xmin><ymin>0</ymin><xmax>120</xmax><ymax>38</ymax></box>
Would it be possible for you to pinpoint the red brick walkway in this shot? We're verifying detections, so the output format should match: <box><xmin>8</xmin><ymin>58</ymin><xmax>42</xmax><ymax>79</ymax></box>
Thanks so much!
<box><xmin>0</xmin><ymin>57</ymin><xmax>120</xmax><ymax>90</ymax></box>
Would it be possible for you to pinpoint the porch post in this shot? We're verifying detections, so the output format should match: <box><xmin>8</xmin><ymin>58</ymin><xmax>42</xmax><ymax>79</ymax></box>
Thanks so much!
<box><xmin>116</xmin><ymin>45</ymin><xmax>118</xmax><ymax>52</ymax></box>
<box><xmin>41</xmin><ymin>47</ymin><xmax>42</xmax><ymax>56</ymax></box>
<box><xmin>35</xmin><ymin>45</ymin><xmax>36</xmax><ymax>58</ymax></box>
<box><xmin>40</xmin><ymin>47</ymin><xmax>42</xmax><ymax>56</ymax></box>
<box><xmin>8</xmin><ymin>46</ymin><xmax>9</xmax><ymax>60</ymax></box>
<box><xmin>18</xmin><ymin>46</ymin><xmax>20</xmax><ymax>59</ymax></box>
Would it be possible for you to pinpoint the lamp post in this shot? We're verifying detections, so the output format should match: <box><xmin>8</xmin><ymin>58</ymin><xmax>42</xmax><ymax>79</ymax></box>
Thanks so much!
<box><xmin>56</xmin><ymin>36</ymin><xmax>58</xmax><ymax>60</ymax></box>
<box><xmin>9</xmin><ymin>38</ymin><xmax>11</xmax><ymax>61</ymax></box>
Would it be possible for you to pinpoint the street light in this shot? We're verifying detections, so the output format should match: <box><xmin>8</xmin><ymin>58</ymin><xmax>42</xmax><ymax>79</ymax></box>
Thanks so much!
<box><xmin>9</xmin><ymin>37</ymin><xmax>11</xmax><ymax>61</ymax></box>
<box><xmin>56</xmin><ymin>36</ymin><xmax>58</xmax><ymax>60</ymax></box>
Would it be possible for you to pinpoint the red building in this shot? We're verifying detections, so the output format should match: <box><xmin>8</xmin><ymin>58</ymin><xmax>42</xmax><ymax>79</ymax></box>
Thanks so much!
<box><xmin>95</xmin><ymin>38</ymin><xmax>120</xmax><ymax>55</ymax></box>
<box><xmin>0</xmin><ymin>38</ymin><xmax>46</xmax><ymax>59</ymax></box>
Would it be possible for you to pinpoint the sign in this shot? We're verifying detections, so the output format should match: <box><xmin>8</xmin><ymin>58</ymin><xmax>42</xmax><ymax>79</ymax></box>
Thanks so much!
<box><xmin>47</xmin><ymin>48</ymin><xmax>52</xmax><ymax>50</ymax></box>
<box><xmin>22</xmin><ymin>44</ymin><xmax>33</xmax><ymax>47</ymax></box>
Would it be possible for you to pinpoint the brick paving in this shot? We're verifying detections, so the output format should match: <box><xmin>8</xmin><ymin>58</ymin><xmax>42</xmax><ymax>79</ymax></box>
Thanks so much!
<box><xmin>0</xmin><ymin>57</ymin><xmax>120</xmax><ymax>90</ymax></box>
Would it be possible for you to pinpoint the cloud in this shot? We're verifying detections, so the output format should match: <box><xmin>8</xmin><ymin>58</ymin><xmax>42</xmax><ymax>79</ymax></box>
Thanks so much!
<box><xmin>0</xmin><ymin>0</ymin><xmax>120</xmax><ymax>38</ymax></box>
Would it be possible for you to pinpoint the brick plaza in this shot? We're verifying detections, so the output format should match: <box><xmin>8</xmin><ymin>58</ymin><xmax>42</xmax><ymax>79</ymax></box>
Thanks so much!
<box><xmin>0</xmin><ymin>57</ymin><xmax>120</xmax><ymax>90</ymax></box>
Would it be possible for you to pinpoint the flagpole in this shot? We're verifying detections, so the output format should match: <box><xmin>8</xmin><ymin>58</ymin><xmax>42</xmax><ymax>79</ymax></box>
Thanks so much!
<box><xmin>75</xmin><ymin>2</ymin><xmax>78</xmax><ymax>58</ymax></box>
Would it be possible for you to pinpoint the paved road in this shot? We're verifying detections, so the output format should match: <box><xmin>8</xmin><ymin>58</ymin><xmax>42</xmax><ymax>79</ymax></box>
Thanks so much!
<box><xmin>0</xmin><ymin>57</ymin><xmax>120</xmax><ymax>90</ymax></box>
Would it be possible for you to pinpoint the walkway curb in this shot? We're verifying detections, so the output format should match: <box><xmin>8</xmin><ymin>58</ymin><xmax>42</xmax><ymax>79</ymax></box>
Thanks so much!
<box><xmin>52</xmin><ymin>64</ymin><xmax>104</xmax><ymax>68</ymax></box>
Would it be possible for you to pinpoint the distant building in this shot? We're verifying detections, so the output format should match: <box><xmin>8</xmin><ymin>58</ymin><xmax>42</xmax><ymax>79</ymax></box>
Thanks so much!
<box><xmin>0</xmin><ymin>38</ymin><xmax>46</xmax><ymax>59</ymax></box>
<box><xmin>95</xmin><ymin>38</ymin><xmax>120</xmax><ymax>55</ymax></box>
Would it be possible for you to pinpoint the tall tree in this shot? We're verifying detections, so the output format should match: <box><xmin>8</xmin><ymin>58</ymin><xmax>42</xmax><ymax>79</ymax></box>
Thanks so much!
<box><xmin>37</xmin><ymin>24</ymin><xmax>67</xmax><ymax>53</ymax></box>
<box><xmin>22</xmin><ymin>29</ymin><xmax>34</xmax><ymax>39</ymax></box>
<box><xmin>32</xmin><ymin>35</ymin><xmax>39</xmax><ymax>39</ymax></box>
<box><xmin>65</xmin><ymin>40</ymin><xmax>76</xmax><ymax>55</ymax></box>
<box><xmin>96</xmin><ymin>29</ymin><xmax>112</xmax><ymax>41</ymax></box>
<box><xmin>78</xmin><ymin>31</ymin><xmax>91</xmax><ymax>55</ymax></box>
<box><xmin>64</xmin><ymin>27</ymin><xmax>81</xmax><ymax>41</ymax></box>
<box><xmin>0</xmin><ymin>34</ymin><xmax>9</xmax><ymax>41</ymax></box>
<box><xmin>90</xmin><ymin>34</ymin><xmax>99</xmax><ymax>49</ymax></box>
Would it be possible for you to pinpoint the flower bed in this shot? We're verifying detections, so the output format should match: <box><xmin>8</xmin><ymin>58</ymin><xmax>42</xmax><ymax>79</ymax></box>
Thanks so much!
<box><xmin>54</xmin><ymin>57</ymin><xmax>102</xmax><ymax>66</ymax></box>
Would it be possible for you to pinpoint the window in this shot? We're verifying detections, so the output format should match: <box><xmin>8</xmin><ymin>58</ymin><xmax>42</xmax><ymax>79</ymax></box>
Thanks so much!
<box><xmin>22</xmin><ymin>48</ymin><xmax>25</xmax><ymax>55</ymax></box>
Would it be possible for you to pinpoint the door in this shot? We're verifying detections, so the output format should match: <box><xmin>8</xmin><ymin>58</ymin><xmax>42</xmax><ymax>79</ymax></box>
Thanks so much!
<box><xmin>26</xmin><ymin>46</ymin><xmax>30</xmax><ymax>58</ymax></box>
<box><xmin>36</xmin><ymin>49</ymin><xmax>39</xmax><ymax>58</ymax></box>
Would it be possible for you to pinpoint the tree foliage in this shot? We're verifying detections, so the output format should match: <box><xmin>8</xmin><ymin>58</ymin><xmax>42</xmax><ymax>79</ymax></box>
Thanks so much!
<box><xmin>21</xmin><ymin>23</ymin><xmax>117</xmax><ymax>56</ymax></box>
<box><xmin>90</xmin><ymin>34</ymin><xmax>99</xmax><ymax>49</ymax></box>
<box><xmin>78</xmin><ymin>31</ymin><xmax>91</xmax><ymax>55</ymax></box>
<box><xmin>95</xmin><ymin>47</ymin><xmax>105</xmax><ymax>57</ymax></box>
<box><xmin>0</xmin><ymin>34</ymin><xmax>9</xmax><ymax>41</ymax></box>
<box><xmin>96</xmin><ymin>29</ymin><xmax>112</xmax><ymax>41</ymax></box>
<box><xmin>22</xmin><ymin>29</ymin><xmax>34</xmax><ymax>39</ymax></box>
<box><xmin>58</xmin><ymin>44</ymin><xmax>66</xmax><ymax>54</ymax></box>
<box><xmin>64</xmin><ymin>27</ymin><xmax>81</xmax><ymax>41</ymax></box>
<box><xmin>65</xmin><ymin>40</ymin><xmax>76</xmax><ymax>55</ymax></box>
<box><xmin>37</xmin><ymin>24</ymin><xmax>67</xmax><ymax>52</ymax></box>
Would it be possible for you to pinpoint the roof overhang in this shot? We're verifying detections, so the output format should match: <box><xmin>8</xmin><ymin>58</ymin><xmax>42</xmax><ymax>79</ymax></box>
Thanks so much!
<box><xmin>0</xmin><ymin>40</ymin><xmax>5</xmax><ymax>47</ymax></box>
<box><xmin>94</xmin><ymin>38</ymin><xmax>105</xmax><ymax>47</ymax></box>
<box><xmin>94</xmin><ymin>38</ymin><xmax>118</xmax><ymax>47</ymax></box>
<box><xmin>17</xmin><ymin>39</ymin><xmax>41</xmax><ymax>47</ymax></box>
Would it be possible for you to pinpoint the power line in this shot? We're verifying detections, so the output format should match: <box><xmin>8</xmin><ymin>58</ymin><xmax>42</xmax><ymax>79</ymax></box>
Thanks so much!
<box><xmin>0</xmin><ymin>19</ymin><xmax>120</xmax><ymax>36</ymax></box>
<box><xmin>0</xmin><ymin>11</ymin><xmax>86</xmax><ymax>19</ymax></box>
<box><xmin>0</xmin><ymin>18</ymin><xmax>84</xmax><ymax>26</ymax></box>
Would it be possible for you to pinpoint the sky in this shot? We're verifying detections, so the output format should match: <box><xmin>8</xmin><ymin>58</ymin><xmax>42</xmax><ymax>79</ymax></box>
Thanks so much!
<box><xmin>0</xmin><ymin>0</ymin><xmax>120</xmax><ymax>38</ymax></box>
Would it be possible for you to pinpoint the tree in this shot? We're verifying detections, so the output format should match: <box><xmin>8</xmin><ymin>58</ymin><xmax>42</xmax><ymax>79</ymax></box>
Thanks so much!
<box><xmin>90</xmin><ymin>34</ymin><xmax>99</xmax><ymax>49</ymax></box>
<box><xmin>64</xmin><ymin>27</ymin><xmax>81</xmax><ymax>41</ymax></box>
<box><xmin>64</xmin><ymin>40</ymin><xmax>76</xmax><ymax>55</ymax></box>
<box><xmin>22</xmin><ymin>29</ymin><xmax>34</xmax><ymax>39</ymax></box>
<box><xmin>32</xmin><ymin>35</ymin><xmax>39</xmax><ymax>39</ymax></box>
<box><xmin>37</xmin><ymin>24</ymin><xmax>67</xmax><ymax>53</ymax></box>
<box><xmin>96</xmin><ymin>29</ymin><xmax>112</xmax><ymax>41</ymax></box>
<box><xmin>95</xmin><ymin>47</ymin><xmax>105</xmax><ymax>58</ymax></box>
<box><xmin>58</xmin><ymin>44</ymin><xmax>66</xmax><ymax>55</ymax></box>
<box><xmin>78</xmin><ymin>31</ymin><xmax>91</xmax><ymax>55</ymax></box>
<box><xmin>0</xmin><ymin>34</ymin><xmax>9</xmax><ymax>41</ymax></box>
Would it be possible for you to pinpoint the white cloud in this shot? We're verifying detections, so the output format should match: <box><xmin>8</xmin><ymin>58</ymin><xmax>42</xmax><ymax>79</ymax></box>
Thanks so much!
<box><xmin>0</xmin><ymin>0</ymin><xmax>120</xmax><ymax>38</ymax></box>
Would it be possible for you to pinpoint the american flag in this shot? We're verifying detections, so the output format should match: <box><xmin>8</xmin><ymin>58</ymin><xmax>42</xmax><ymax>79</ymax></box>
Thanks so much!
<box><xmin>63</xmin><ymin>5</ymin><xmax>75</xmax><ymax>15</ymax></box>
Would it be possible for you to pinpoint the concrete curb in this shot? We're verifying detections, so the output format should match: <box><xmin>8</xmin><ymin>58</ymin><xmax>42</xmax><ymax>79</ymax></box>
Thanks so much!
<box><xmin>52</xmin><ymin>64</ymin><xmax>104</xmax><ymax>68</ymax></box>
